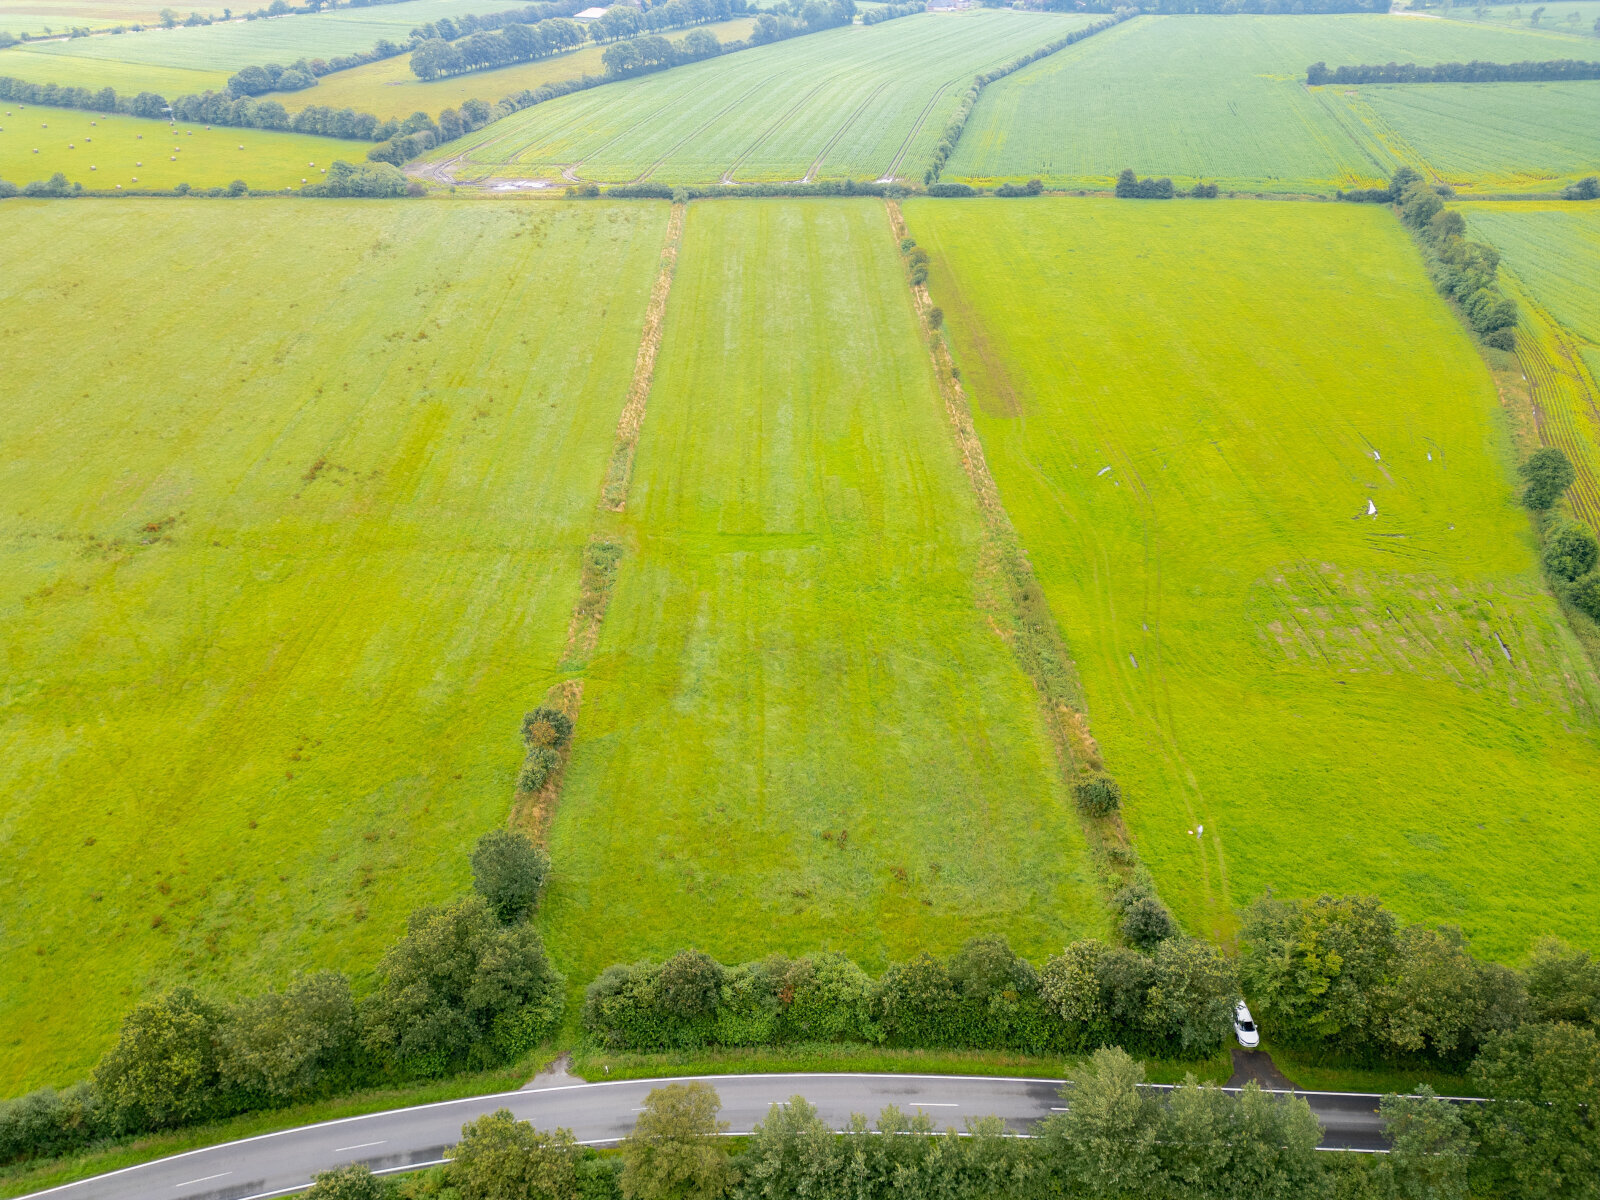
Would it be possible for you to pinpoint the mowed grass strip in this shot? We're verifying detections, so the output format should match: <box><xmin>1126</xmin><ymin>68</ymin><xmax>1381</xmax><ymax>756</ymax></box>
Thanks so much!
<box><xmin>947</xmin><ymin>13</ymin><xmax>1594</xmax><ymax>192</ymax></box>
<box><xmin>286</xmin><ymin>17</ymin><xmax>759</xmax><ymax>120</ymax></box>
<box><xmin>428</xmin><ymin>11</ymin><xmax>1091</xmax><ymax>185</ymax></box>
<box><xmin>0</xmin><ymin>105</ymin><xmax>368</xmax><ymax>190</ymax></box>
<box><xmin>908</xmin><ymin>198</ymin><xmax>1600</xmax><ymax>959</ymax></box>
<box><xmin>540</xmin><ymin>199</ymin><xmax>1107</xmax><ymax>991</ymax></box>
<box><xmin>0</xmin><ymin>198</ymin><xmax>669</xmax><ymax>1093</ymax></box>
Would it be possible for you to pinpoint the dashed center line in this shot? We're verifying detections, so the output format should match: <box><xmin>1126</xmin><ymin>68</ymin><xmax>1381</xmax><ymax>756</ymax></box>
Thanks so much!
<box><xmin>175</xmin><ymin>1174</ymin><xmax>231</xmax><ymax>1188</ymax></box>
<box><xmin>333</xmin><ymin>1141</ymin><xmax>388</xmax><ymax>1152</ymax></box>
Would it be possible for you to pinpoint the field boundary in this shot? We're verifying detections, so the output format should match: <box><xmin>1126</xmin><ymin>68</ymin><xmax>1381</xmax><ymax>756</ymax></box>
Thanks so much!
<box><xmin>601</xmin><ymin>201</ymin><xmax>685</xmax><ymax>510</ymax></box>
<box><xmin>508</xmin><ymin>202</ymin><xmax>685</xmax><ymax>840</ymax></box>
<box><xmin>883</xmin><ymin>197</ymin><xmax>1152</xmax><ymax>914</ymax></box>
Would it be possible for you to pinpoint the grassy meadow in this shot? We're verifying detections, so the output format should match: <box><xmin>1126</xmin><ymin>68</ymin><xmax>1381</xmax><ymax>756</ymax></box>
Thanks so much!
<box><xmin>947</xmin><ymin>14</ymin><xmax>1596</xmax><ymax>192</ymax></box>
<box><xmin>908</xmin><ymin>197</ymin><xmax>1600</xmax><ymax>960</ymax></box>
<box><xmin>430</xmin><ymin>10</ymin><xmax>1092</xmax><ymax>184</ymax></box>
<box><xmin>1442</xmin><ymin>1</ymin><xmax>1600</xmax><ymax>36</ymax></box>
<box><xmin>0</xmin><ymin>0</ymin><xmax>531</xmax><ymax>90</ymax></box>
<box><xmin>1466</xmin><ymin>204</ymin><xmax>1600</xmax><ymax>527</ymax></box>
<box><xmin>0</xmin><ymin>105</ymin><xmax>368</xmax><ymax>189</ymax></box>
<box><xmin>1</xmin><ymin>0</ymin><xmax>231</xmax><ymax>38</ymax></box>
<box><xmin>540</xmin><ymin>199</ymin><xmax>1108</xmax><ymax>992</ymax></box>
<box><xmin>0</xmin><ymin>198</ymin><xmax>670</xmax><ymax>1092</ymax></box>
<box><xmin>288</xmin><ymin>16</ymin><xmax>759</xmax><ymax>119</ymax></box>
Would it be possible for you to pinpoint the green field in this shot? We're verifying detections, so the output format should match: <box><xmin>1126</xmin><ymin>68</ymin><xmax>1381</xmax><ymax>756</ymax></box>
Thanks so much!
<box><xmin>0</xmin><ymin>0</ymin><xmax>530</xmax><ymax>92</ymax></box>
<box><xmin>948</xmin><ymin>13</ymin><xmax>1596</xmax><ymax>192</ymax></box>
<box><xmin>1442</xmin><ymin>1</ymin><xmax>1600</xmax><ymax>36</ymax></box>
<box><xmin>289</xmin><ymin>16</ymin><xmax>759</xmax><ymax>119</ymax></box>
<box><xmin>0</xmin><ymin>106</ymin><xmax>368</xmax><ymax>189</ymax></box>
<box><xmin>0</xmin><ymin>198</ymin><xmax>669</xmax><ymax>1092</ymax></box>
<box><xmin>1</xmin><ymin>0</ymin><xmax>231</xmax><ymax>39</ymax></box>
<box><xmin>909</xmin><ymin>197</ymin><xmax>1600</xmax><ymax>959</ymax></box>
<box><xmin>1325</xmin><ymin>79</ymin><xmax>1600</xmax><ymax>193</ymax></box>
<box><xmin>1466</xmin><ymin>203</ymin><xmax>1600</xmax><ymax>526</ymax></box>
<box><xmin>430</xmin><ymin>10</ymin><xmax>1092</xmax><ymax>185</ymax></box>
<box><xmin>541</xmin><ymin>198</ymin><xmax>1106</xmax><ymax>990</ymax></box>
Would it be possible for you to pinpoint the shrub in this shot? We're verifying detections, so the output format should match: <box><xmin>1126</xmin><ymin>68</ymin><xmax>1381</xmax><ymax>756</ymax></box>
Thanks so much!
<box><xmin>994</xmin><ymin>178</ymin><xmax>1043</xmax><ymax>197</ymax></box>
<box><xmin>1521</xmin><ymin>446</ymin><xmax>1576</xmax><ymax>509</ymax></box>
<box><xmin>925</xmin><ymin>182</ymin><xmax>977</xmax><ymax>197</ymax></box>
<box><xmin>22</xmin><ymin>172</ymin><xmax>78</xmax><ymax>197</ymax></box>
<box><xmin>447</xmin><ymin>1110</ymin><xmax>579</xmax><ymax>1200</ymax></box>
<box><xmin>926</xmin><ymin>306</ymin><xmax>944</xmax><ymax>329</ymax></box>
<box><xmin>1566</xmin><ymin>572</ymin><xmax>1600</xmax><ymax>622</ymax></box>
<box><xmin>0</xmin><ymin>178</ymin><xmax>19</xmax><ymax>199</ymax></box>
<box><xmin>1544</xmin><ymin>521</ymin><xmax>1599</xmax><ymax>581</ymax></box>
<box><xmin>658</xmin><ymin>950</ymin><xmax>725</xmax><ymax>1019</ymax></box>
<box><xmin>217</xmin><ymin>972</ymin><xmax>358</xmax><ymax>1105</ymax></box>
<box><xmin>1122</xmin><ymin>896</ymin><xmax>1176</xmax><ymax>950</ymax></box>
<box><xmin>471</xmin><ymin>829</ymin><xmax>550</xmax><ymax>923</ymax></box>
<box><xmin>1561</xmin><ymin>175</ymin><xmax>1599</xmax><ymax>201</ymax></box>
<box><xmin>94</xmin><ymin>987</ymin><xmax>225</xmax><ymax>1131</ymax></box>
<box><xmin>1114</xmin><ymin>169</ymin><xmax>1174</xmax><ymax>199</ymax></box>
<box><xmin>304</xmin><ymin>161</ymin><xmax>406</xmax><ymax>197</ymax></box>
<box><xmin>1484</xmin><ymin>326</ymin><xmax>1516</xmax><ymax>351</ymax></box>
<box><xmin>360</xmin><ymin>896</ymin><xmax>564</xmax><ymax>1074</ymax></box>
<box><xmin>520</xmin><ymin>746</ymin><xmax>559</xmax><ymax>791</ymax></box>
<box><xmin>305</xmin><ymin>1164</ymin><xmax>389</xmax><ymax>1200</ymax></box>
<box><xmin>522</xmin><ymin>707</ymin><xmax>573</xmax><ymax>749</ymax></box>
<box><xmin>1189</xmin><ymin>182</ymin><xmax>1220</xmax><ymax>198</ymax></box>
<box><xmin>1073</xmin><ymin>774</ymin><xmax>1121</xmax><ymax>816</ymax></box>
<box><xmin>0</xmin><ymin>1084</ymin><xmax>104</xmax><ymax>1164</ymax></box>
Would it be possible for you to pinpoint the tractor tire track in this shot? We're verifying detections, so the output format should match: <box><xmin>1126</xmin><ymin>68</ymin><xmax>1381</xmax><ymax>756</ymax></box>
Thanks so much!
<box><xmin>803</xmin><ymin>80</ymin><xmax>889</xmax><ymax>182</ymax></box>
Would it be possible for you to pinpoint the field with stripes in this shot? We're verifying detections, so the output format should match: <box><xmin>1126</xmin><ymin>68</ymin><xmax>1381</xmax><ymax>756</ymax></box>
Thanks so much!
<box><xmin>945</xmin><ymin>14</ymin><xmax>1599</xmax><ymax>193</ymax></box>
<box><xmin>1467</xmin><ymin>204</ymin><xmax>1600</xmax><ymax>529</ymax></box>
<box><xmin>426</xmin><ymin>10</ymin><xmax>1091</xmax><ymax>185</ymax></box>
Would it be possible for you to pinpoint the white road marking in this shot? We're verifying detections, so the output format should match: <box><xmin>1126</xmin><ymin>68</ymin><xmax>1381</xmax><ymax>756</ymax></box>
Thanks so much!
<box><xmin>912</xmin><ymin>1103</ymin><xmax>959</xmax><ymax>1107</ymax></box>
<box><xmin>333</xmin><ymin>1142</ymin><xmax>388</xmax><ymax>1153</ymax></box>
<box><xmin>175</xmin><ymin>1174</ymin><xmax>231</xmax><ymax>1188</ymax></box>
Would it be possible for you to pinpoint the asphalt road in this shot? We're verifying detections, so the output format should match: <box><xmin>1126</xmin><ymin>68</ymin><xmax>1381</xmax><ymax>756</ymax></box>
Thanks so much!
<box><xmin>22</xmin><ymin>1074</ymin><xmax>1393</xmax><ymax>1200</ymax></box>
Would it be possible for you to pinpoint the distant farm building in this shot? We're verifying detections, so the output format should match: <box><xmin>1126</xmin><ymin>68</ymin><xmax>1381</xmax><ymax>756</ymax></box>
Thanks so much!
<box><xmin>574</xmin><ymin>6</ymin><xmax>609</xmax><ymax>19</ymax></box>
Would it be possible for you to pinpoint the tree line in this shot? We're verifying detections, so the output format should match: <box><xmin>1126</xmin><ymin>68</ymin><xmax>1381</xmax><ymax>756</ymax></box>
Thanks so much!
<box><xmin>407</xmin><ymin>0</ymin><xmax>750</xmax><ymax>81</ymax></box>
<box><xmin>0</xmin><ymin>829</ymin><xmax>559</xmax><ymax>1166</ymax></box>
<box><xmin>407</xmin><ymin>0</ymin><xmax>584</xmax><ymax>43</ymax></box>
<box><xmin>1039</xmin><ymin>0</ymin><xmax>1387</xmax><ymax>11</ymax></box>
<box><xmin>1389</xmin><ymin>166</ymin><xmax>1518</xmax><ymax>349</ymax></box>
<box><xmin>924</xmin><ymin>9</ymin><xmax>1134</xmax><ymax>185</ymax></box>
<box><xmin>861</xmin><ymin>1</ymin><xmax>922</xmax><ymax>24</ymax></box>
<box><xmin>1308</xmin><ymin>58</ymin><xmax>1600</xmax><ymax>84</ymax></box>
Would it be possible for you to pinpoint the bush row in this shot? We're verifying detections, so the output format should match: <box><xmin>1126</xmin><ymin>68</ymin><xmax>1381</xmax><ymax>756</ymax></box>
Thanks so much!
<box><xmin>0</xmin><ymin>832</ymin><xmax>557</xmax><ymax>1165</ymax></box>
<box><xmin>1113</xmin><ymin>169</ymin><xmax>1219</xmax><ymax>199</ymax></box>
<box><xmin>860</xmin><ymin>1</ymin><xmax>922</xmax><ymax>24</ymax></box>
<box><xmin>1518</xmin><ymin>446</ymin><xmax>1600</xmax><ymax>623</ymax></box>
<box><xmin>1393</xmin><ymin>166</ymin><xmax>1518</xmax><ymax>349</ymax></box>
<box><xmin>0</xmin><ymin>75</ymin><xmax>396</xmax><ymax>142</ymax></box>
<box><xmin>923</xmin><ymin>9</ymin><xmax>1134</xmax><ymax>185</ymax></box>
<box><xmin>1308</xmin><ymin>57</ymin><xmax>1600</xmax><ymax>85</ymax></box>
<box><xmin>581</xmin><ymin>935</ymin><xmax>1240</xmax><ymax>1059</ymax></box>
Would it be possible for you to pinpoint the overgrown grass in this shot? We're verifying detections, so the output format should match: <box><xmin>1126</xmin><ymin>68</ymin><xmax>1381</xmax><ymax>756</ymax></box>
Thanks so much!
<box><xmin>947</xmin><ymin>14</ymin><xmax>1594</xmax><ymax>193</ymax></box>
<box><xmin>908</xmin><ymin>197</ymin><xmax>1600</xmax><ymax>960</ymax></box>
<box><xmin>0</xmin><ymin>106</ymin><xmax>368</xmax><ymax>190</ymax></box>
<box><xmin>1265</xmin><ymin>1044</ymin><xmax>1472</xmax><ymax>1098</ymax></box>
<box><xmin>569</xmin><ymin>1043</ymin><xmax>1233</xmax><ymax>1087</ymax></box>
<box><xmin>286</xmin><ymin>17</ymin><xmax>759</xmax><ymax>120</ymax></box>
<box><xmin>0</xmin><ymin>198</ymin><xmax>670</xmax><ymax>1093</ymax></box>
<box><xmin>0</xmin><ymin>1059</ymin><xmax>554</xmax><ymax>1200</ymax></box>
<box><xmin>539</xmin><ymin>198</ymin><xmax>1109</xmax><ymax>1001</ymax></box>
<box><xmin>427</xmin><ymin>11</ymin><xmax>1093</xmax><ymax>185</ymax></box>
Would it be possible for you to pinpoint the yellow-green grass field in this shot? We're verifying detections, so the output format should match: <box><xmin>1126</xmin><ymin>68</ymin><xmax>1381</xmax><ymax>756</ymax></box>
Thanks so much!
<box><xmin>947</xmin><ymin>13</ymin><xmax>1595</xmax><ymax>193</ymax></box>
<box><xmin>540</xmin><ymin>199</ymin><xmax>1108</xmax><ymax>991</ymax></box>
<box><xmin>0</xmin><ymin>106</ymin><xmax>369</xmax><ymax>189</ymax></box>
<box><xmin>0</xmin><ymin>0</ymin><xmax>531</xmax><ymax>90</ymax></box>
<box><xmin>429</xmin><ymin>10</ymin><xmax>1093</xmax><ymax>185</ymax></box>
<box><xmin>0</xmin><ymin>45</ymin><xmax>230</xmax><ymax>95</ymax></box>
<box><xmin>0</xmin><ymin>198</ymin><xmax>670</xmax><ymax>1093</ymax></box>
<box><xmin>1466</xmin><ymin>203</ymin><xmax>1600</xmax><ymax>528</ymax></box>
<box><xmin>908</xmin><ymin>197</ymin><xmax>1600</xmax><ymax>960</ymax></box>
<box><xmin>287</xmin><ymin>16</ymin><xmax>759</xmax><ymax>119</ymax></box>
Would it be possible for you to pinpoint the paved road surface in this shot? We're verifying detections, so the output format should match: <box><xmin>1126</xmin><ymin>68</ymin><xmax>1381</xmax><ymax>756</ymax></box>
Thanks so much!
<box><xmin>21</xmin><ymin>1073</ymin><xmax>1393</xmax><ymax>1200</ymax></box>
